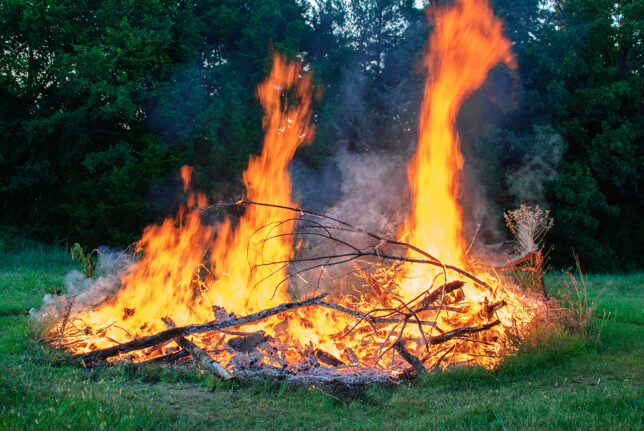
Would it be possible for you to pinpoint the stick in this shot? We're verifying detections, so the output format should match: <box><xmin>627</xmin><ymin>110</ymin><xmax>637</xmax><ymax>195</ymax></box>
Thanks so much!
<box><xmin>490</xmin><ymin>250</ymin><xmax>538</xmax><ymax>271</ymax></box>
<box><xmin>535</xmin><ymin>250</ymin><xmax>548</xmax><ymax>299</ymax></box>
<box><xmin>162</xmin><ymin>317</ymin><xmax>232</xmax><ymax>380</ymax></box>
<box><xmin>394</xmin><ymin>340</ymin><xmax>427</xmax><ymax>376</ymax></box>
<box><xmin>175</xmin><ymin>336</ymin><xmax>233</xmax><ymax>380</ymax></box>
<box><xmin>72</xmin><ymin>294</ymin><xmax>327</xmax><ymax>364</ymax></box>
<box><xmin>427</xmin><ymin>320</ymin><xmax>501</xmax><ymax>345</ymax></box>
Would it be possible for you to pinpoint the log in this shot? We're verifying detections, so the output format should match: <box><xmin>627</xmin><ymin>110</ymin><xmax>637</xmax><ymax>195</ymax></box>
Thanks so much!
<box><xmin>162</xmin><ymin>317</ymin><xmax>232</xmax><ymax>380</ymax></box>
<box><xmin>427</xmin><ymin>319</ymin><xmax>501</xmax><ymax>345</ymax></box>
<box><xmin>414</xmin><ymin>281</ymin><xmax>465</xmax><ymax>311</ymax></box>
<box><xmin>175</xmin><ymin>336</ymin><xmax>233</xmax><ymax>380</ymax></box>
<box><xmin>314</xmin><ymin>349</ymin><xmax>344</xmax><ymax>367</ymax></box>
<box><xmin>72</xmin><ymin>294</ymin><xmax>327</xmax><ymax>364</ymax></box>
<box><xmin>394</xmin><ymin>340</ymin><xmax>427</xmax><ymax>376</ymax></box>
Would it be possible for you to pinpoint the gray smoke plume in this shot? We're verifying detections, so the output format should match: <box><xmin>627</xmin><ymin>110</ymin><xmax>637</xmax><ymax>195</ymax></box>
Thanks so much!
<box><xmin>324</xmin><ymin>150</ymin><xmax>409</xmax><ymax>238</ymax></box>
<box><xmin>33</xmin><ymin>246</ymin><xmax>134</xmax><ymax>319</ymax></box>
<box><xmin>506</xmin><ymin>125</ymin><xmax>563</xmax><ymax>205</ymax></box>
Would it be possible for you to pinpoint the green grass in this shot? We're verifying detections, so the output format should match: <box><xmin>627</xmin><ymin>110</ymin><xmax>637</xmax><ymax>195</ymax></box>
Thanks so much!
<box><xmin>1</xmin><ymin>242</ymin><xmax>642</xmax><ymax>430</ymax></box>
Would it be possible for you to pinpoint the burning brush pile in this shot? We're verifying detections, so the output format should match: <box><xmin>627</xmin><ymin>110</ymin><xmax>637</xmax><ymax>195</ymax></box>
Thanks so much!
<box><xmin>37</xmin><ymin>0</ymin><xmax>544</xmax><ymax>384</ymax></box>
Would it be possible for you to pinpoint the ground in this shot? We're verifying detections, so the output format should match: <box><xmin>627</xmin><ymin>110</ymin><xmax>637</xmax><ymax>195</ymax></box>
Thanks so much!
<box><xmin>0</xmin><ymin>243</ymin><xmax>642</xmax><ymax>430</ymax></box>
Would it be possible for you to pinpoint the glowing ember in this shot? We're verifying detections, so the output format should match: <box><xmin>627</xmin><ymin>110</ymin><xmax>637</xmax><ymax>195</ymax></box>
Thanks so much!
<box><xmin>43</xmin><ymin>1</ymin><xmax>539</xmax><ymax>376</ymax></box>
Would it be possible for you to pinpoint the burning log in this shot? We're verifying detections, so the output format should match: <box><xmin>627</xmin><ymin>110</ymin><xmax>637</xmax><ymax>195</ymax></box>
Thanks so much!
<box><xmin>314</xmin><ymin>349</ymin><xmax>344</xmax><ymax>367</ymax></box>
<box><xmin>70</xmin><ymin>294</ymin><xmax>327</xmax><ymax>365</ymax></box>
<box><xmin>175</xmin><ymin>337</ymin><xmax>232</xmax><ymax>380</ymax></box>
<box><xmin>162</xmin><ymin>317</ymin><xmax>233</xmax><ymax>380</ymax></box>
<box><xmin>414</xmin><ymin>281</ymin><xmax>465</xmax><ymax>312</ymax></box>
<box><xmin>226</xmin><ymin>332</ymin><xmax>269</xmax><ymax>353</ymax></box>
<box><xmin>394</xmin><ymin>340</ymin><xmax>427</xmax><ymax>376</ymax></box>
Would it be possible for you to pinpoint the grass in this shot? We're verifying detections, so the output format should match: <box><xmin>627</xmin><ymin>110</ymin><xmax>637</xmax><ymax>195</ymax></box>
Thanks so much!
<box><xmin>0</xmin><ymin>242</ymin><xmax>642</xmax><ymax>430</ymax></box>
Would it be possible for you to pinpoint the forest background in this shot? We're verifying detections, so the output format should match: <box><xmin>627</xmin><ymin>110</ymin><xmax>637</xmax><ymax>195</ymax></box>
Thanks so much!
<box><xmin>1</xmin><ymin>0</ymin><xmax>641</xmax><ymax>271</ymax></box>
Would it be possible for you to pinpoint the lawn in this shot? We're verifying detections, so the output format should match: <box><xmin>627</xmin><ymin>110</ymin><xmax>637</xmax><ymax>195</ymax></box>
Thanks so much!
<box><xmin>1</xmin><ymin>243</ymin><xmax>642</xmax><ymax>430</ymax></box>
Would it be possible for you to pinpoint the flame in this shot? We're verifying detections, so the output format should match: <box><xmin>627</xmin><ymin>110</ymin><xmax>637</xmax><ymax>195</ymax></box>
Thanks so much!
<box><xmin>400</xmin><ymin>0</ymin><xmax>515</xmax><ymax>297</ymax></box>
<box><xmin>209</xmin><ymin>55</ymin><xmax>313</xmax><ymax>314</ymax></box>
<box><xmin>48</xmin><ymin>2</ymin><xmax>538</xmax><ymax>373</ymax></box>
<box><xmin>61</xmin><ymin>54</ymin><xmax>312</xmax><ymax>355</ymax></box>
<box><xmin>388</xmin><ymin>0</ymin><xmax>532</xmax><ymax>368</ymax></box>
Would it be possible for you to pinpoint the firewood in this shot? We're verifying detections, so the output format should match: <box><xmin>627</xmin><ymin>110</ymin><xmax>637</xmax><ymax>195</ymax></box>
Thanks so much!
<box><xmin>162</xmin><ymin>317</ymin><xmax>232</xmax><ymax>380</ymax></box>
<box><xmin>71</xmin><ymin>293</ymin><xmax>327</xmax><ymax>365</ymax></box>
<box><xmin>394</xmin><ymin>340</ymin><xmax>427</xmax><ymax>376</ymax></box>
<box><xmin>314</xmin><ymin>349</ymin><xmax>344</xmax><ymax>367</ymax></box>
<box><xmin>226</xmin><ymin>332</ymin><xmax>269</xmax><ymax>353</ymax></box>
<box><xmin>176</xmin><ymin>336</ymin><xmax>232</xmax><ymax>380</ymax></box>
<box><xmin>414</xmin><ymin>281</ymin><xmax>465</xmax><ymax>311</ymax></box>
<box><xmin>427</xmin><ymin>319</ymin><xmax>501</xmax><ymax>345</ymax></box>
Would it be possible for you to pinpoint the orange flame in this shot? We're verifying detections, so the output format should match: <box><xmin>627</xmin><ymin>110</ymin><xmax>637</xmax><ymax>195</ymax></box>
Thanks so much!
<box><xmin>63</xmin><ymin>55</ymin><xmax>312</xmax><ymax>354</ymax></box>
<box><xmin>400</xmin><ymin>0</ymin><xmax>516</xmax><ymax>297</ymax></box>
<box><xmin>209</xmin><ymin>55</ymin><xmax>313</xmax><ymax>314</ymax></box>
<box><xmin>50</xmin><ymin>4</ymin><xmax>538</xmax><ymax>372</ymax></box>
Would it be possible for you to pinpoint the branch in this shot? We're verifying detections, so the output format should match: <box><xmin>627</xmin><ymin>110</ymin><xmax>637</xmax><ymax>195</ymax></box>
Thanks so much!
<box><xmin>176</xmin><ymin>336</ymin><xmax>232</xmax><ymax>380</ymax></box>
<box><xmin>72</xmin><ymin>294</ymin><xmax>327</xmax><ymax>364</ymax></box>
<box><xmin>490</xmin><ymin>250</ymin><xmax>537</xmax><ymax>271</ymax></box>
<box><xmin>394</xmin><ymin>340</ymin><xmax>427</xmax><ymax>376</ymax></box>
<box><xmin>427</xmin><ymin>320</ymin><xmax>501</xmax><ymax>345</ymax></box>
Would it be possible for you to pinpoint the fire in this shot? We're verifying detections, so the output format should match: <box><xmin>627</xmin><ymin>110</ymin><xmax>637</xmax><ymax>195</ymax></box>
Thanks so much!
<box><xmin>391</xmin><ymin>0</ymin><xmax>530</xmax><ymax>367</ymax></box>
<box><xmin>58</xmin><ymin>55</ymin><xmax>313</xmax><ymax>355</ymax></box>
<box><xmin>209</xmin><ymin>55</ymin><xmax>313</xmax><ymax>314</ymax></box>
<box><xmin>45</xmin><ymin>1</ymin><xmax>538</xmax><ymax>375</ymax></box>
<box><xmin>401</xmin><ymin>0</ymin><xmax>515</xmax><ymax>292</ymax></box>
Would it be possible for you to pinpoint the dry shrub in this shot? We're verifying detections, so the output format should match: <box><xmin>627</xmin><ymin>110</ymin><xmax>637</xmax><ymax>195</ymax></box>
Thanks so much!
<box><xmin>504</xmin><ymin>204</ymin><xmax>554</xmax><ymax>255</ymax></box>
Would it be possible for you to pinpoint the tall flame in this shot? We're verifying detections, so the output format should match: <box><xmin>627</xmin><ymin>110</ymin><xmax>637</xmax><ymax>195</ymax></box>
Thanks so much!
<box><xmin>209</xmin><ymin>55</ymin><xmax>313</xmax><ymax>314</ymax></box>
<box><xmin>65</xmin><ymin>55</ymin><xmax>312</xmax><ymax>352</ymax></box>
<box><xmin>400</xmin><ymin>0</ymin><xmax>515</xmax><ymax>296</ymax></box>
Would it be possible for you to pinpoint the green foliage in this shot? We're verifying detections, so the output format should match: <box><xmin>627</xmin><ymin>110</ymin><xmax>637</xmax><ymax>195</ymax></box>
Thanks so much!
<box><xmin>0</xmin><ymin>0</ymin><xmax>641</xmax><ymax>270</ymax></box>
<box><xmin>0</xmin><ymin>0</ymin><xmax>310</xmax><ymax>246</ymax></box>
<box><xmin>70</xmin><ymin>242</ymin><xmax>99</xmax><ymax>278</ymax></box>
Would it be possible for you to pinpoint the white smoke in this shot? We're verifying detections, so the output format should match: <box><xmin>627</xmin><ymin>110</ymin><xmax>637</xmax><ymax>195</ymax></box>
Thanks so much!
<box><xmin>506</xmin><ymin>126</ymin><xmax>563</xmax><ymax>205</ymax></box>
<box><xmin>325</xmin><ymin>150</ymin><xmax>409</xmax><ymax>238</ymax></box>
<box><xmin>33</xmin><ymin>246</ymin><xmax>134</xmax><ymax>319</ymax></box>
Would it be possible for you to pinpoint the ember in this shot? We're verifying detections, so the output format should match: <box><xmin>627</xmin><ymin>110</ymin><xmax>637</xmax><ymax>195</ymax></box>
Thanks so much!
<box><xmin>41</xmin><ymin>0</ymin><xmax>540</xmax><ymax>382</ymax></box>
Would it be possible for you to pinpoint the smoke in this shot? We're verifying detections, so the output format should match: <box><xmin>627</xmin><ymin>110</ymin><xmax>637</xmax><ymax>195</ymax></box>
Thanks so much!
<box><xmin>506</xmin><ymin>126</ymin><xmax>563</xmax><ymax>205</ymax></box>
<box><xmin>33</xmin><ymin>246</ymin><xmax>134</xmax><ymax>319</ymax></box>
<box><xmin>324</xmin><ymin>150</ymin><xmax>409</xmax><ymax>238</ymax></box>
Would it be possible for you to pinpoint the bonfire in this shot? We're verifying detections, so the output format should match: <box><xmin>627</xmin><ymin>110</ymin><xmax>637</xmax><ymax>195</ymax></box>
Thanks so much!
<box><xmin>38</xmin><ymin>0</ymin><xmax>544</xmax><ymax>384</ymax></box>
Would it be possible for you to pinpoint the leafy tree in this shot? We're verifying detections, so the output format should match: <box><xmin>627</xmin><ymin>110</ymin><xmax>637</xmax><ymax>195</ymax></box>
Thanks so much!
<box><xmin>0</xmin><ymin>0</ymin><xmax>310</xmax><ymax>246</ymax></box>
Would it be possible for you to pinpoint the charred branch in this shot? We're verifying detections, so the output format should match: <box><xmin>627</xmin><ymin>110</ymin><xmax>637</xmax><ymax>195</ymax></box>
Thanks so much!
<box><xmin>394</xmin><ymin>340</ymin><xmax>428</xmax><ymax>376</ymax></box>
<box><xmin>428</xmin><ymin>320</ymin><xmax>501</xmax><ymax>345</ymax></box>
<box><xmin>71</xmin><ymin>294</ymin><xmax>327</xmax><ymax>364</ymax></box>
